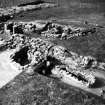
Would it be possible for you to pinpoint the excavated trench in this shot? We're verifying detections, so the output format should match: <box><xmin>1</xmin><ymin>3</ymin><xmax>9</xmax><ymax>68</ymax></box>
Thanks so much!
<box><xmin>55</xmin><ymin>66</ymin><xmax>89</xmax><ymax>84</ymax></box>
<box><xmin>18</xmin><ymin>0</ymin><xmax>45</xmax><ymax>7</ymax></box>
<box><xmin>70</xmin><ymin>72</ymin><xmax>88</xmax><ymax>83</ymax></box>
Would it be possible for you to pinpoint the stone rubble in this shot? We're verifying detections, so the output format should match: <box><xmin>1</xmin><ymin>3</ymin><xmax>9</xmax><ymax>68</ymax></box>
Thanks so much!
<box><xmin>41</xmin><ymin>23</ymin><xmax>97</xmax><ymax>39</ymax></box>
<box><xmin>3</xmin><ymin>21</ymin><xmax>47</xmax><ymax>35</ymax></box>
<box><xmin>0</xmin><ymin>34</ymin><xmax>98</xmax><ymax>87</ymax></box>
<box><xmin>51</xmin><ymin>65</ymin><xmax>95</xmax><ymax>86</ymax></box>
<box><xmin>3</xmin><ymin>21</ymin><xmax>97</xmax><ymax>39</ymax></box>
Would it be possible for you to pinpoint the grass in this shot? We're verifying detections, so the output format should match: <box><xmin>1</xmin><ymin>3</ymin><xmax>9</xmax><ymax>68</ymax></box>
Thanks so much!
<box><xmin>0</xmin><ymin>0</ymin><xmax>38</xmax><ymax>7</ymax></box>
<box><xmin>0</xmin><ymin>72</ymin><xmax>105</xmax><ymax>105</ymax></box>
<box><xmin>51</xmin><ymin>27</ymin><xmax>105</xmax><ymax>64</ymax></box>
<box><xmin>10</xmin><ymin>0</ymin><xmax>105</xmax><ymax>26</ymax></box>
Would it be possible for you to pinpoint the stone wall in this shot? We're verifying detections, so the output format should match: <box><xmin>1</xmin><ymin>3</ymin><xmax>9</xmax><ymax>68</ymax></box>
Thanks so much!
<box><xmin>0</xmin><ymin>34</ymin><xmax>99</xmax><ymax>87</ymax></box>
<box><xmin>3</xmin><ymin>21</ymin><xmax>97</xmax><ymax>39</ymax></box>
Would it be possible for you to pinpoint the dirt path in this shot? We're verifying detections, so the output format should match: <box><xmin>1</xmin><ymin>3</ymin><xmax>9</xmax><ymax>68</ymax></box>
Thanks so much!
<box><xmin>0</xmin><ymin>50</ymin><xmax>22</xmax><ymax>88</ymax></box>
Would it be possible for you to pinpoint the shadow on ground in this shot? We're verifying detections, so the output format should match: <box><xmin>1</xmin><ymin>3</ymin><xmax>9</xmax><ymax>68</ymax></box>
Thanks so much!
<box><xmin>91</xmin><ymin>77</ymin><xmax>105</xmax><ymax>88</ymax></box>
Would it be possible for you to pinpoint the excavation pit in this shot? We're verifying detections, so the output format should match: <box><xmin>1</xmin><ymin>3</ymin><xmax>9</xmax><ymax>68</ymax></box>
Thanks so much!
<box><xmin>11</xmin><ymin>46</ymin><xmax>29</xmax><ymax>66</ymax></box>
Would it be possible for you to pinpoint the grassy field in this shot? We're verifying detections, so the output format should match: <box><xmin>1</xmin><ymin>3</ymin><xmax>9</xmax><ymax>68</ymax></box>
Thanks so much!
<box><xmin>9</xmin><ymin>0</ymin><xmax>105</xmax><ymax>26</ymax></box>
<box><xmin>1</xmin><ymin>0</ymin><xmax>105</xmax><ymax>26</ymax></box>
<box><xmin>0</xmin><ymin>72</ymin><xmax>105</xmax><ymax>105</ymax></box>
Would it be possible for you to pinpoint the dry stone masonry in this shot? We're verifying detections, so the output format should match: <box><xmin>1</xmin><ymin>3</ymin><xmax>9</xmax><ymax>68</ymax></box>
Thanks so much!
<box><xmin>3</xmin><ymin>21</ymin><xmax>97</xmax><ymax>39</ymax></box>
<box><xmin>0</xmin><ymin>33</ymin><xmax>100</xmax><ymax>87</ymax></box>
